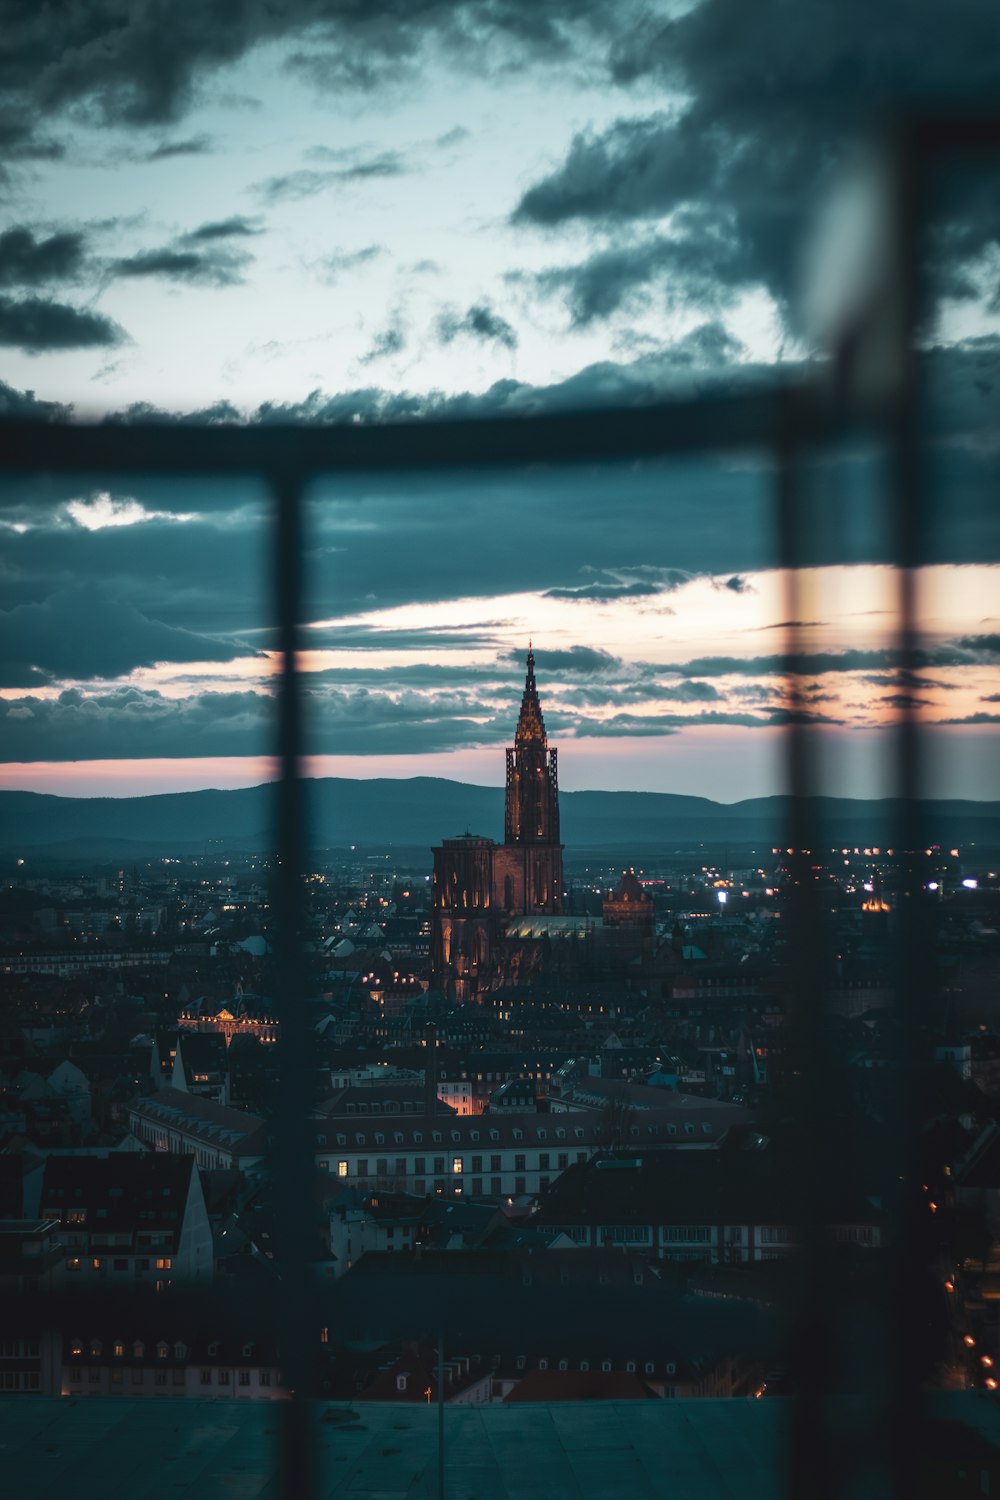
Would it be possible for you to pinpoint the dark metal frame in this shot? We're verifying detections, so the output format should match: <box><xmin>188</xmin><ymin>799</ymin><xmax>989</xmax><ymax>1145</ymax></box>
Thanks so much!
<box><xmin>2</xmin><ymin>112</ymin><xmax>997</xmax><ymax>1499</ymax></box>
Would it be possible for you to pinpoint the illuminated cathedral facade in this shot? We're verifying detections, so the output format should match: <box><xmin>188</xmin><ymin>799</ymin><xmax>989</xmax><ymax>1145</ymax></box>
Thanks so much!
<box><xmin>431</xmin><ymin>648</ymin><xmax>565</xmax><ymax>1003</ymax></box>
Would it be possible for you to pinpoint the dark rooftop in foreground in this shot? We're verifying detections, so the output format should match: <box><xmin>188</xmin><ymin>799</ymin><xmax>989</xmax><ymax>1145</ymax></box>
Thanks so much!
<box><xmin>4</xmin><ymin>1394</ymin><xmax>1000</xmax><ymax>1499</ymax></box>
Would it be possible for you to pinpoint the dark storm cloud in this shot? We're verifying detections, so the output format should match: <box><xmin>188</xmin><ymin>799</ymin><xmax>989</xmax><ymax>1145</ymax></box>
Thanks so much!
<box><xmin>0</xmin><ymin>670</ymin><xmax>843</xmax><ymax>763</ymax></box>
<box><xmin>0</xmin><ymin>296</ymin><xmax>123</xmax><ymax>351</ymax></box>
<box><xmin>674</xmin><ymin>650</ymin><xmax>908</xmax><ymax>679</ymax></box>
<box><xmin>1</xmin><ymin>687</ymin><xmax>273</xmax><ymax>762</ymax></box>
<box><xmin>0</xmin><ymin>682</ymin><xmax>516</xmax><ymax>761</ymax></box>
<box><xmin>0</xmin><ymin>586</ymin><xmax>263</xmax><ymax>687</ymax></box>
<box><xmin>255</xmin><ymin>153</ymin><xmax>406</xmax><ymax>204</ymax></box>
<box><xmin>0</xmin><ymin>324</ymin><xmax>995</xmax><ymax>649</ymax></box>
<box><xmin>306</xmin><ymin>660</ymin><xmax>509</xmax><ymax>688</ymax></box>
<box><xmin>505</xmin><ymin>646</ymin><xmax>621</xmax><ymax>675</ymax></box>
<box><xmin>579</xmin><ymin>707</ymin><xmax>843</xmax><ymax>737</ymax></box>
<box><xmin>185</xmin><ymin>217</ymin><xmax>263</xmax><ymax>242</ymax></box>
<box><xmin>881</xmin><ymin>692</ymin><xmax>934</xmax><ymax>710</ymax></box>
<box><xmin>545</xmin><ymin>565</ymin><xmax>691</xmax><ymax>603</ymax></box>
<box><xmin>861</xmin><ymin>672</ymin><xmax>960</xmax><ymax>691</ymax></box>
<box><xmin>527</xmin><ymin>236</ymin><xmax>753</xmax><ymax>328</ymax></box>
<box><xmin>436</xmin><ymin>303</ymin><xmax>517</xmax><ymax>350</ymax></box>
<box><xmin>110</xmin><ymin>245</ymin><xmax>251</xmax><ymax>287</ymax></box>
<box><xmin>515</xmin><ymin>0</ymin><xmax>1000</xmax><ymax>322</ymax></box>
<box><xmin>0</xmin><ymin>227</ymin><xmax>86</xmax><ymax>287</ymax></box>
<box><xmin>143</xmin><ymin>136</ymin><xmax>213</xmax><ymax>161</ymax></box>
<box><xmin>0</xmin><ymin>379</ymin><xmax>71</xmax><ymax>420</ymax></box>
<box><xmin>544</xmin><ymin>580</ymin><xmax>663</xmax><ymax>602</ymax></box>
<box><xmin>0</xmin><ymin>3</ymin><xmax>625</xmax><ymax>144</ymax></box>
<box><xmin>723</xmin><ymin>575</ymin><xmax>753</xmax><ymax>594</ymax></box>
<box><xmin>957</xmin><ymin>634</ymin><xmax>1000</xmax><ymax>656</ymax></box>
<box><xmin>673</xmin><ymin>639</ymin><xmax>1000</xmax><ymax>678</ymax></box>
<box><xmin>360</xmin><ymin>320</ymin><xmax>407</xmax><ymax>363</ymax></box>
<box><xmin>0</xmin><ymin>114</ymin><xmax>64</xmax><ymax>163</ymax></box>
<box><xmin>300</xmin><ymin>626</ymin><xmax>503</xmax><ymax>653</ymax></box>
<box><xmin>558</xmin><ymin>678</ymin><xmax>723</xmax><ymax>708</ymax></box>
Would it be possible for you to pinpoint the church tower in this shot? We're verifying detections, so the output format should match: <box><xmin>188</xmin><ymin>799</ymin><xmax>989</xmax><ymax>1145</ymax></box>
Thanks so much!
<box><xmin>495</xmin><ymin>647</ymin><xmax>564</xmax><ymax>916</ymax></box>
<box><xmin>431</xmin><ymin>646</ymin><xmax>565</xmax><ymax>1002</ymax></box>
<box><xmin>504</xmin><ymin>646</ymin><xmax>560</xmax><ymax>845</ymax></box>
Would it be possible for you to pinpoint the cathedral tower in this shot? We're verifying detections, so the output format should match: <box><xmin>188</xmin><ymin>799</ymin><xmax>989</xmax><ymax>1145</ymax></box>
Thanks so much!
<box><xmin>504</xmin><ymin>646</ymin><xmax>560</xmax><ymax>846</ymax></box>
<box><xmin>495</xmin><ymin>647</ymin><xmax>564</xmax><ymax>916</ymax></box>
<box><xmin>431</xmin><ymin>646</ymin><xmax>565</xmax><ymax>1002</ymax></box>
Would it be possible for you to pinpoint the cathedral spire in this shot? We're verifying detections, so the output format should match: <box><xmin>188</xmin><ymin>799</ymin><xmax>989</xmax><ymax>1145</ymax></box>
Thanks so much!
<box><xmin>505</xmin><ymin>645</ymin><xmax>560</xmax><ymax>853</ymax></box>
<box><xmin>515</xmin><ymin>644</ymin><xmax>546</xmax><ymax>746</ymax></box>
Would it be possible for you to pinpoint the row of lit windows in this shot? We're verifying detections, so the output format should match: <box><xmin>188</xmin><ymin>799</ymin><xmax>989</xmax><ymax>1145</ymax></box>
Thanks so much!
<box><xmin>326</xmin><ymin>1124</ymin><xmax>588</xmax><ymax>1147</ymax></box>
<box><xmin>71</xmin><ymin>1339</ymin><xmax>185</xmax><ymax>1359</ymax></box>
<box><xmin>512</xmin><ymin>1357</ymin><xmax>676</xmax><ymax>1376</ymax></box>
<box><xmin>333</xmin><ymin>1150</ymin><xmax>585</xmax><ymax>1178</ymax></box>
<box><xmin>66</xmin><ymin>1256</ymin><xmax>171</xmax><ymax>1271</ymax></box>
<box><xmin>68</xmin><ymin>1368</ymin><xmax>273</xmax><ymax>1388</ymax></box>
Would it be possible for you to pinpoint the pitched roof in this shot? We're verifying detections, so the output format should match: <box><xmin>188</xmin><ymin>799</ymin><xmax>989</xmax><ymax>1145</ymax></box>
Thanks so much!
<box><xmin>130</xmin><ymin>1088</ymin><xmax>266</xmax><ymax>1158</ymax></box>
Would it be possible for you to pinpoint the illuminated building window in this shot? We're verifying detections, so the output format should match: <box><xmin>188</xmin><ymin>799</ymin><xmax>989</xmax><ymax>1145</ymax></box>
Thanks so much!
<box><xmin>337</xmin><ymin>1161</ymin><xmax>348</xmax><ymax>1178</ymax></box>
<box><xmin>67</xmin><ymin>1257</ymin><xmax>80</xmax><ymax>1272</ymax></box>
<box><xmin>452</xmin><ymin>1157</ymin><xmax>463</xmax><ymax>1175</ymax></box>
<box><xmin>67</xmin><ymin>1210</ymin><xmax>86</xmax><ymax>1225</ymax></box>
<box><xmin>113</xmin><ymin>1342</ymin><xmax>124</xmax><ymax>1358</ymax></box>
<box><xmin>90</xmin><ymin>1340</ymin><xmax>102</xmax><ymax>1357</ymax></box>
<box><xmin>91</xmin><ymin>1257</ymin><xmax>102</xmax><ymax>1271</ymax></box>
<box><xmin>155</xmin><ymin>1257</ymin><xmax>172</xmax><ymax>1271</ymax></box>
<box><xmin>70</xmin><ymin>1343</ymin><xmax>84</xmax><ymax>1357</ymax></box>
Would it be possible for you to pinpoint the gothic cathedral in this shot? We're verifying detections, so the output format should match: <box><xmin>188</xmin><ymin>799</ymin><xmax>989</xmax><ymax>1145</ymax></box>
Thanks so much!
<box><xmin>431</xmin><ymin>648</ymin><xmax>565</xmax><ymax>1002</ymax></box>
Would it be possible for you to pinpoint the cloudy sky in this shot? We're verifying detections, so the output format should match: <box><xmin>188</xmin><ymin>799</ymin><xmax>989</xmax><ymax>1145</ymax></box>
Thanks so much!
<box><xmin>1</xmin><ymin>0</ymin><xmax>999</xmax><ymax>802</ymax></box>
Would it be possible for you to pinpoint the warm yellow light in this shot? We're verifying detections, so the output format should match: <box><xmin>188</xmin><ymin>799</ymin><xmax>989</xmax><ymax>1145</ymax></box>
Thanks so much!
<box><xmin>964</xmin><ymin>1335</ymin><xmax>976</xmax><ymax>1347</ymax></box>
<box><xmin>987</xmin><ymin>1378</ymin><xmax>997</xmax><ymax>1390</ymax></box>
<box><xmin>983</xmin><ymin>1356</ymin><xmax>993</xmax><ymax>1368</ymax></box>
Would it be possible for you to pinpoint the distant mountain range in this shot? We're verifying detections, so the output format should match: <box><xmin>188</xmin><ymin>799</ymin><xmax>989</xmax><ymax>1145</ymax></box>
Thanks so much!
<box><xmin>1</xmin><ymin>778</ymin><xmax>999</xmax><ymax>860</ymax></box>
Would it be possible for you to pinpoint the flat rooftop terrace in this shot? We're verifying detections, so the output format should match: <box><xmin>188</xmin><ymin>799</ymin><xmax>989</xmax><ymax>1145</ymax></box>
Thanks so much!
<box><xmin>5</xmin><ymin>1393</ymin><xmax>1000</xmax><ymax>1499</ymax></box>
